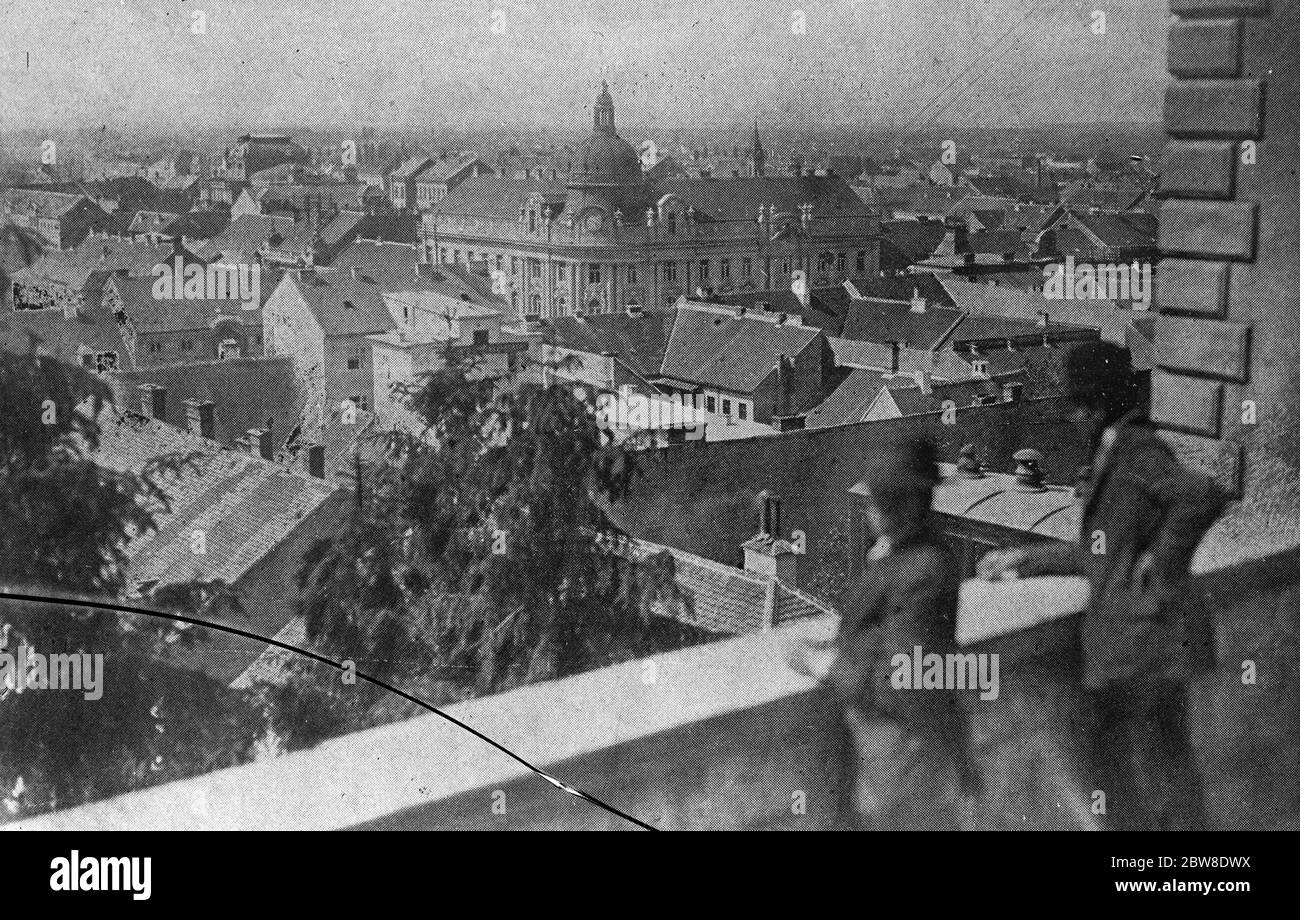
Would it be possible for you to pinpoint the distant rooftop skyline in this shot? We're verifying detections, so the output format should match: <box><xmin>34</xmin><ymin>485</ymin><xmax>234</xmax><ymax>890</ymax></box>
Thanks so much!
<box><xmin>1</xmin><ymin>0</ymin><xmax>1168</xmax><ymax>134</ymax></box>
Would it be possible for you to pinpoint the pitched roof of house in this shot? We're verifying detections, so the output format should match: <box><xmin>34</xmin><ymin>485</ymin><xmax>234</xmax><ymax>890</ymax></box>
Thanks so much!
<box><xmin>805</xmin><ymin>368</ymin><xmax>890</xmax><ymax>428</ymax></box>
<box><xmin>108</xmin><ymin>356</ymin><xmax>303</xmax><ymax>449</ymax></box>
<box><xmin>545</xmin><ymin>309</ymin><xmax>677</xmax><ymax>380</ymax></box>
<box><xmin>263</xmin><ymin>209</ymin><xmax>365</xmax><ymax>259</ymax></box>
<box><xmin>197</xmin><ymin>214</ymin><xmax>295</xmax><ymax>263</ymax></box>
<box><xmin>0</xmin><ymin>302</ymin><xmax>128</xmax><ymax>365</ymax></box>
<box><xmin>330</xmin><ymin>239</ymin><xmax>421</xmax><ymax>274</ymax></box>
<box><xmin>840</xmin><ymin>296</ymin><xmax>965</xmax><ymax>350</ymax></box>
<box><xmin>660</xmin><ymin>304</ymin><xmax>822</xmax><ymax>394</ymax></box>
<box><xmin>388</xmin><ymin>155</ymin><xmax>435</xmax><ymax>182</ymax></box>
<box><xmin>432</xmin><ymin>175</ymin><xmax>568</xmax><ymax>220</ymax></box>
<box><xmin>413</xmin><ymin>154</ymin><xmax>489</xmax><ymax>183</ymax></box>
<box><xmin>659</xmin><ymin>174</ymin><xmax>874</xmax><ymax>223</ymax></box>
<box><xmin>851</xmin><ymin>272</ymin><xmax>956</xmax><ymax>307</ymax></box>
<box><xmin>105</xmin><ymin>275</ymin><xmax>264</xmax><ymax>335</ymax></box>
<box><xmin>938</xmin><ymin>277</ymin><xmax>1131</xmax><ymax>344</ymax></box>
<box><xmin>87</xmin><ymin>408</ymin><xmax>339</xmax><ymax>592</ymax></box>
<box><xmin>287</xmin><ymin>264</ymin><xmax>502</xmax><ymax>338</ymax></box>
<box><xmin>11</xmin><ymin>236</ymin><xmax>191</xmax><ymax>293</ymax></box>
<box><xmin>1</xmin><ymin>187</ymin><xmax>92</xmax><ymax>218</ymax></box>
<box><xmin>880</xmin><ymin>219</ymin><xmax>946</xmax><ymax>271</ymax></box>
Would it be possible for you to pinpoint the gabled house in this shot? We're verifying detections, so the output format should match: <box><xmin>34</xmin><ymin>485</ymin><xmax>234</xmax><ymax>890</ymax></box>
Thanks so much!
<box><xmin>657</xmin><ymin>301</ymin><xmax>831</xmax><ymax>430</ymax></box>
<box><xmin>1</xmin><ymin>189</ymin><xmax>108</xmax><ymax>249</ymax></box>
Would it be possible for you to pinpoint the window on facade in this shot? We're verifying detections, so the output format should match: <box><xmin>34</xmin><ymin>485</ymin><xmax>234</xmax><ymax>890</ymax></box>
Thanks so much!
<box><xmin>354</xmin><ymin>394</ymin><xmax>370</xmax><ymax>411</ymax></box>
<box><xmin>495</xmin><ymin>255</ymin><xmax>503</xmax><ymax>271</ymax></box>
<box><xmin>530</xmin><ymin>258</ymin><xmax>541</xmax><ymax>279</ymax></box>
<box><xmin>738</xmin><ymin>403</ymin><xmax>748</xmax><ymax>420</ymax></box>
<box><xmin>856</xmin><ymin>251</ymin><xmax>866</xmax><ymax>273</ymax></box>
<box><xmin>94</xmin><ymin>352</ymin><xmax>118</xmax><ymax>373</ymax></box>
<box><xmin>705</xmin><ymin>395</ymin><xmax>716</xmax><ymax>412</ymax></box>
<box><xmin>473</xmin><ymin>329</ymin><xmax>489</xmax><ymax>347</ymax></box>
<box><xmin>528</xmin><ymin>210</ymin><xmax>537</xmax><ymax>233</ymax></box>
<box><xmin>666</xmin><ymin>213</ymin><xmax>677</xmax><ymax>235</ymax></box>
<box><xmin>588</xmin><ymin>264</ymin><xmax>601</xmax><ymax>285</ymax></box>
<box><xmin>663</xmin><ymin>262</ymin><xmax>677</xmax><ymax>284</ymax></box>
<box><xmin>836</xmin><ymin>252</ymin><xmax>847</xmax><ymax>273</ymax></box>
<box><xmin>699</xmin><ymin>260</ymin><xmax>710</xmax><ymax>279</ymax></box>
<box><xmin>817</xmin><ymin>252</ymin><xmax>834</xmax><ymax>273</ymax></box>
<box><xmin>626</xmin><ymin>265</ymin><xmax>637</xmax><ymax>284</ymax></box>
<box><xmin>742</xmin><ymin>258</ymin><xmax>753</xmax><ymax>277</ymax></box>
<box><xmin>722</xmin><ymin>398</ymin><xmax>731</xmax><ymax>415</ymax></box>
<box><xmin>147</xmin><ymin>341</ymin><xmax>163</xmax><ymax>354</ymax></box>
<box><xmin>719</xmin><ymin>259</ymin><xmax>731</xmax><ymax>279</ymax></box>
<box><xmin>781</xmin><ymin>258</ymin><xmax>791</xmax><ymax>276</ymax></box>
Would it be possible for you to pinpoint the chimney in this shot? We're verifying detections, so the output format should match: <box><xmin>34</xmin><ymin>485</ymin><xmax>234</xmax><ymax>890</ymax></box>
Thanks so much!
<box><xmin>956</xmin><ymin>444</ymin><xmax>985</xmax><ymax>479</ymax></box>
<box><xmin>890</xmin><ymin>340</ymin><xmax>904</xmax><ymax>374</ymax></box>
<box><xmin>183</xmin><ymin>399</ymin><xmax>215</xmax><ymax>439</ymax></box>
<box><xmin>1002</xmin><ymin>381</ymin><xmax>1023</xmax><ymax>403</ymax></box>
<box><xmin>246</xmin><ymin>428</ymin><xmax>273</xmax><ymax>461</ymax></box>
<box><xmin>1012</xmin><ymin>448</ymin><xmax>1047</xmax><ymax>492</ymax></box>
<box><xmin>909</xmin><ymin>288</ymin><xmax>927</xmax><ymax>313</ymax></box>
<box><xmin>741</xmin><ymin>491</ymin><xmax>798</xmax><ymax>592</ymax></box>
<box><xmin>307</xmin><ymin>443</ymin><xmax>326</xmax><ymax>479</ymax></box>
<box><xmin>1036</xmin><ymin>310</ymin><xmax>1049</xmax><ymax>328</ymax></box>
<box><xmin>138</xmin><ymin>383</ymin><xmax>166</xmax><ymax>421</ymax></box>
<box><xmin>913</xmin><ymin>369</ymin><xmax>932</xmax><ymax>395</ymax></box>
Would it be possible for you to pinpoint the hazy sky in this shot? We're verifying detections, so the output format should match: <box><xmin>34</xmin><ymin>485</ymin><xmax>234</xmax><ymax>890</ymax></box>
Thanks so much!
<box><xmin>0</xmin><ymin>0</ymin><xmax>1168</xmax><ymax>133</ymax></box>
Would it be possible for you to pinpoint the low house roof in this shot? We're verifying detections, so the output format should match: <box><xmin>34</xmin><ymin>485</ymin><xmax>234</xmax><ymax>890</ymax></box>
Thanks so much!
<box><xmin>660</xmin><ymin>304</ymin><xmax>822</xmax><ymax>394</ymax></box>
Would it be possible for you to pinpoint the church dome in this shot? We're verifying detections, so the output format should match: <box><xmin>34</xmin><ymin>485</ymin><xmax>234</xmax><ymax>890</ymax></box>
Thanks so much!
<box><xmin>570</xmin><ymin>82</ymin><xmax>642</xmax><ymax>189</ymax></box>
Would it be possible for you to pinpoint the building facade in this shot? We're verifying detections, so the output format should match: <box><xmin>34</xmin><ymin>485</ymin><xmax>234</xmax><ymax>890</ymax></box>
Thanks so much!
<box><xmin>421</xmin><ymin>84</ymin><xmax>882</xmax><ymax>320</ymax></box>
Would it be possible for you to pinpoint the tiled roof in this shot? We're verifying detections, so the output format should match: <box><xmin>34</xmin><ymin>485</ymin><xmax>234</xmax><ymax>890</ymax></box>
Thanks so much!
<box><xmin>1</xmin><ymin>187</ymin><xmax>90</xmax><ymax>218</ymax></box>
<box><xmin>263</xmin><ymin>210</ymin><xmax>365</xmax><ymax>258</ymax></box>
<box><xmin>544</xmin><ymin>309</ymin><xmax>676</xmax><ymax>380</ymax></box>
<box><xmin>622</xmin><ymin>536</ymin><xmax>833</xmax><ymax>634</ymax></box>
<box><xmin>805</xmin><ymin>368</ymin><xmax>889</xmax><ymax>428</ymax></box>
<box><xmin>881</xmin><ymin>219</ymin><xmax>946</xmax><ymax>268</ymax></box>
<box><xmin>196</xmin><ymin>214</ymin><xmax>295</xmax><ymax>263</ymax></box>
<box><xmin>852</xmin><ymin>272</ymin><xmax>955</xmax><ymax>307</ymax></box>
<box><xmin>432</xmin><ymin>175</ymin><xmax>568</xmax><ymax>220</ymax></box>
<box><xmin>388</xmin><ymin>155</ymin><xmax>435</xmax><ymax>182</ymax></box>
<box><xmin>659</xmin><ymin>174</ymin><xmax>874</xmax><ymax>223</ymax></box>
<box><xmin>330</xmin><ymin>239</ymin><xmax>421</xmax><ymax>274</ymax></box>
<box><xmin>1066</xmin><ymin>210</ymin><xmax>1157</xmax><ymax>250</ymax></box>
<box><xmin>841</xmin><ymin>297</ymin><xmax>965</xmax><ymax>350</ymax></box>
<box><xmin>660</xmin><ymin>305</ymin><xmax>822</xmax><ymax>394</ymax></box>
<box><xmin>87</xmin><ymin>408</ymin><xmax>339</xmax><ymax>592</ymax></box>
<box><xmin>413</xmin><ymin>155</ymin><xmax>488</xmax><ymax>183</ymax></box>
<box><xmin>938</xmin><ymin>277</ymin><xmax>1131</xmax><ymax>345</ymax></box>
<box><xmin>289</xmin><ymin>264</ymin><xmax>501</xmax><ymax>338</ymax></box>
<box><xmin>884</xmin><ymin>376</ymin><xmax>1012</xmax><ymax>417</ymax></box>
<box><xmin>258</xmin><ymin>183</ymin><xmax>381</xmax><ymax>214</ymax></box>
<box><xmin>108</xmin><ymin>356</ymin><xmax>303</xmax><ymax>449</ymax></box>
<box><xmin>12</xmin><ymin>236</ymin><xmax>189</xmax><ymax>293</ymax></box>
<box><xmin>0</xmin><ymin>302</ymin><xmax>128</xmax><ymax>365</ymax></box>
<box><xmin>106</xmin><ymin>275</ymin><xmax>264</xmax><ymax>334</ymax></box>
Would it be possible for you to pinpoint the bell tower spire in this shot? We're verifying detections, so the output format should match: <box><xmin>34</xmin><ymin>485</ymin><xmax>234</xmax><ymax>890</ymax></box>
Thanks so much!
<box><xmin>749</xmin><ymin>120</ymin><xmax>767</xmax><ymax>177</ymax></box>
<box><xmin>594</xmin><ymin>81</ymin><xmax>616</xmax><ymax>135</ymax></box>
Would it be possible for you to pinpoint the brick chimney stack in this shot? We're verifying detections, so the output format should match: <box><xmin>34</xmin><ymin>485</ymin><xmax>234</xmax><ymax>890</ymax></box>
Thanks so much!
<box><xmin>182</xmin><ymin>399</ymin><xmax>216</xmax><ymax>440</ymax></box>
<box><xmin>138</xmin><ymin>383</ymin><xmax>166</xmax><ymax>421</ymax></box>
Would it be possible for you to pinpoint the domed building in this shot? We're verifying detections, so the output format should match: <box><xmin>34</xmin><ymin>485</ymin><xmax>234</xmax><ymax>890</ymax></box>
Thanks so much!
<box><xmin>423</xmin><ymin>84</ymin><xmax>881</xmax><ymax>319</ymax></box>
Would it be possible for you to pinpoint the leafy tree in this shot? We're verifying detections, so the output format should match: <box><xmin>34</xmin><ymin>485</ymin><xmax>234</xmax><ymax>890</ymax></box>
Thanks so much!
<box><xmin>276</xmin><ymin>347</ymin><xmax>702</xmax><ymax>743</ymax></box>
<box><xmin>0</xmin><ymin>349</ymin><xmax>262</xmax><ymax>819</ymax></box>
